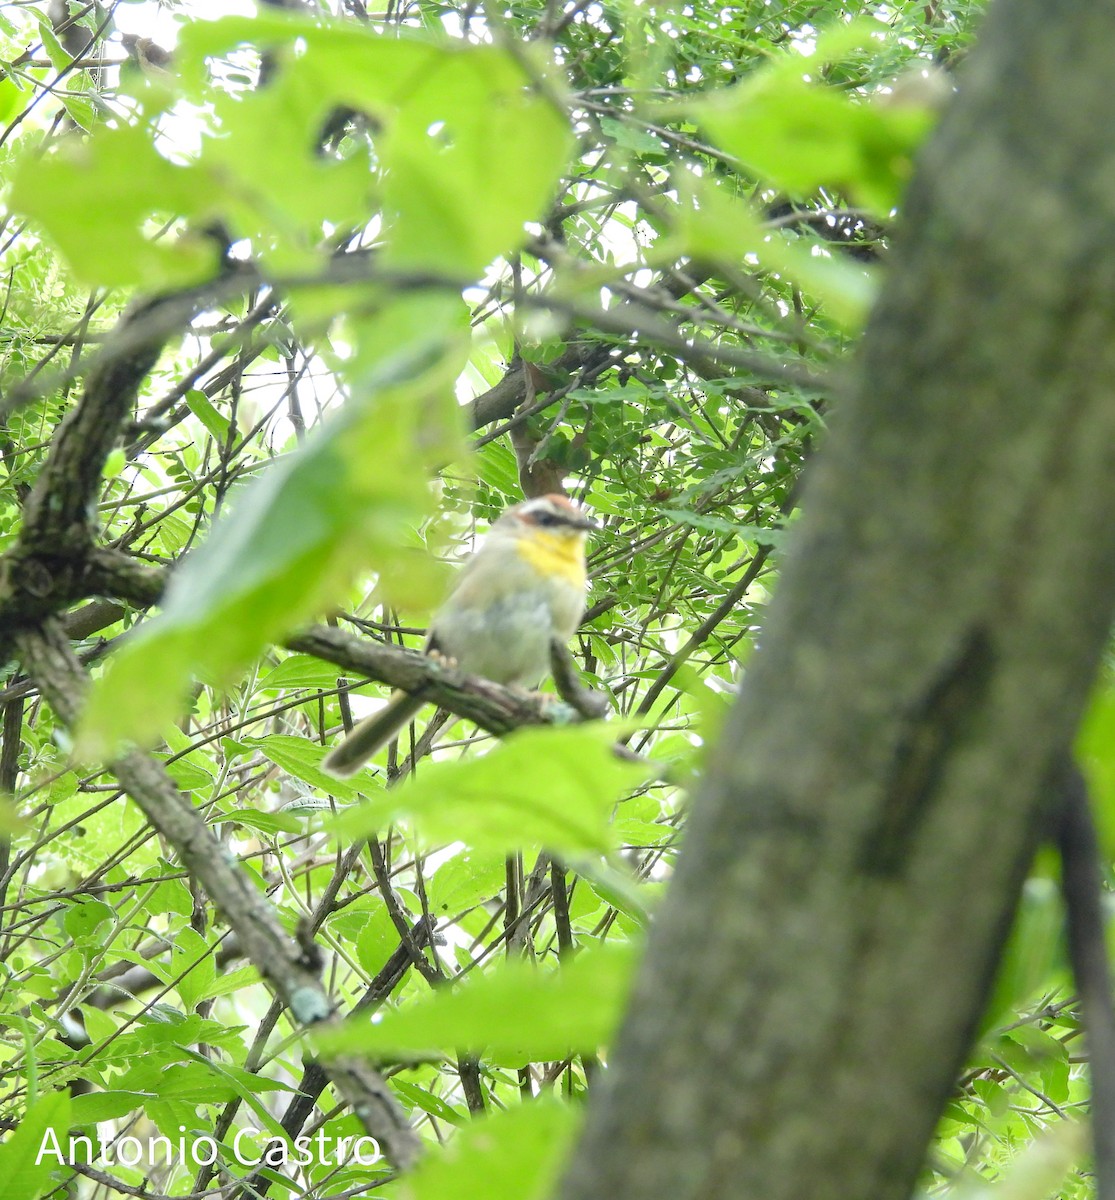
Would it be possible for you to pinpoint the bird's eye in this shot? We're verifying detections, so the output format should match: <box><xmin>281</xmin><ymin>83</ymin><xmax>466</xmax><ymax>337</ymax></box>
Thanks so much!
<box><xmin>534</xmin><ymin>512</ymin><xmax>560</xmax><ymax>528</ymax></box>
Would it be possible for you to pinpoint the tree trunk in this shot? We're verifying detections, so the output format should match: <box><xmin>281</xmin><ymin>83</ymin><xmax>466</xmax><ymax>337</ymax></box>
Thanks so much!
<box><xmin>559</xmin><ymin>2</ymin><xmax>1115</xmax><ymax>1198</ymax></box>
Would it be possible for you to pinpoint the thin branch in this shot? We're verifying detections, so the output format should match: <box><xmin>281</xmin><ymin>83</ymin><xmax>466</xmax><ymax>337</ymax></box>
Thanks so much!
<box><xmin>15</xmin><ymin>620</ymin><xmax>421</xmax><ymax>1171</ymax></box>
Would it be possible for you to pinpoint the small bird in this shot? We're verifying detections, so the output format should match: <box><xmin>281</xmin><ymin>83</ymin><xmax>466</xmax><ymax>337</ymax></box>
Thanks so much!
<box><xmin>323</xmin><ymin>493</ymin><xmax>595</xmax><ymax>777</ymax></box>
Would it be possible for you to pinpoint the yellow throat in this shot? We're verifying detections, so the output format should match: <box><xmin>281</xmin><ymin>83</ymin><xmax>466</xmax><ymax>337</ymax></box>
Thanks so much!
<box><xmin>516</xmin><ymin>529</ymin><xmax>588</xmax><ymax>589</ymax></box>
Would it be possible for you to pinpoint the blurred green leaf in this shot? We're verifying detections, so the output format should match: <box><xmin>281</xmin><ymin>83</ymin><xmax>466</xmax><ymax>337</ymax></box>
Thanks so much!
<box><xmin>973</xmin><ymin>1120</ymin><xmax>1085</xmax><ymax>1200</ymax></box>
<box><xmin>331</xmin><ymin>724</ymin><xmax>651</xmax><ymax>854</ymax></box>
<box><xmin>76</xmin><ymin>308</ymin><xmax>466</xmax><ymax>757</ymax></box>
<box><xmin>668</xmin><ymin>171</ymin><xmax>875</xmax><ymax>330</ymax></box>
<box><xmin>693</xmin><ymin>62</ymin><xmax>934</xmax><ymax>216</ymax></box>
<box><xmin>1076</xmin><ymin>681</ymin><xmax>1115</xmax><ymax>855</ymax></box>
<box><xmin>8</xmin><ymin>120</ymin><xmax>218</xmax><ymax>288</ymax></box>
<box><xmin>14</xmin><ymin>12</ymin><xmax>572</xmax><ymax>287</ymax></box>
<box><xmin>0</xmin><ymin>77</ymin><xmax>23</xmax><ymax>125</ymax></box>
<box><xmin>185</xmin><ymin>389</ymin><xmax>230</xmax><ymax>442</ymax></box>
<box><xmin>178</xmin><ymin>15</ymin><xmax>573</xmax><ymax>275</ymax></box>
<box><xmin>389</xmin><ymin>1098</ymin><xmax>581</xmax><ymax>1200</ymax></box>
<box><xmin>377</xmin><ymin>48</ymin><xmax>572</xmax><ymax>274</ymax></box>
<box><xmin>316</xmin><ymin>940</ymin><xmax>637</xmax><ymax>1065</ymax></box>
<box><xmin>979</xmin><ymin>878</ymin><xmax>1065</xmax><ymax>1037</ymax></box>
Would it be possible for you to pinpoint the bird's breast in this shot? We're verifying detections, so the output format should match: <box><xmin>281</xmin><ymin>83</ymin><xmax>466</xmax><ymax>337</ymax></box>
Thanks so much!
<box><xmin>430</xmin><ymin>542</ymin><xmax>586</xmax><ymax>686</ymax></box>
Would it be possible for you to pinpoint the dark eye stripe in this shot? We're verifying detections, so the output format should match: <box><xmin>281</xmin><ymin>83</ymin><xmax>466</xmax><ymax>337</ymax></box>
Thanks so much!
<box><xmin>520</xmin><ymin>500</ymin><xmax>589</xmax><ymax>530</ymax></box>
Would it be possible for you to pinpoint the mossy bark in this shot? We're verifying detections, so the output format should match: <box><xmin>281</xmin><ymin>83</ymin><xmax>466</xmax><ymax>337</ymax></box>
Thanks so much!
<box><xmin>560</xmin><ymin>3</ymin><xmax>1115</xmax><ymax>1197</ymax></box>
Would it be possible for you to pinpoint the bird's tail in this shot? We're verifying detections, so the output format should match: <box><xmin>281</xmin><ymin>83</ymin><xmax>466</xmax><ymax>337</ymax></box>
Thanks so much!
<box><xmin>322</xmin><ymin>691</ymin><xmax>426</xmax><ymax>777</ymax></box>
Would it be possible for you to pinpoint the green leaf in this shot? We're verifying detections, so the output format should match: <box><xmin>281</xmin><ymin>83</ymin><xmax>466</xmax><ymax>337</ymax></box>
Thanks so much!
<box><xmin>389</xmin><ymin>1079</ymin><xmax>466</xmax><ymax>1127</ymax></box>
<box><xmin>70</xmin><ymin>1091</ymin><xmax>153</xmax><ymax>1125</ymax></box>
<box><xmin>60</xmin><ymin>91</ymin><xmax>97</xmax><ymax>133</ymax></box>
<box><xmin>259</xmin><ymin>655</ymin><xmax>345</xmax><ymax>692</ymax></box>
<box><xmin>331</xmin><ymin>725</ymin><xmax>651</xmax><ymax>855</ymax></box>
<box><xmin>63</xmin><ymin>899</ymin><xmax>114</xmax><ymax>943</ymax></box>
<box><xmin>14</xmin><ymin>12</ymin><xmax>571</xmax><ymax>289</ymax></box>
<box><xmin>76</xmin><ymin>315</ymin><xmax>466</xmax><ymax>758</ymax></box>
<box><xmin>427</xmin><ymin>848</ymin><xmax>507</xmax><ymax>916</ymax></box>
<box><xmin>598</xmin><ymin>115</ymin><xmax>666</xmax><ymax>156</ymax></box>
<box><xmin>979</xmin><ymin>877</ymin><xmax>1064</xmax><ymax>1037</ymax></box>
<box><xmin>564</xmin><ymin>857</ymin><xmax>651</xmax><ymax>928</ymax></box>
<box><xmin>248</xmin><ymin>734</ymin><xmax>372</xmax><ymax>804</ymax></box>
<box><xmin>0</xmin><ymin>1090</ymin><xmax>71</xmax><ymax>1200</ymax></box>
<box><xmin>1077</xmin><ymin>681</ymin><xmax>1115</xmax><ymax>855</ymax></box>
<box><xmin>355</xmin><ymin>905</ymin><xmax>400</xmax><ymax>976</ymax></box>
<box><xmin>198</xmin><ymin>965</ymin><xmax>261</xmax><ymax>1001</ymax></box>
<box><xmin>0</xmin><ymin>77</ymin><xmax>23</xmax><ymax>126</ymax></box>
<box><xmin>177</xmin><ymin>1050</ymin><xmax>292</xmax><ymax>1138</ymax></box>
<box><xmin>211</xmin><ymin>806</ymin><xmax>307</xmax><ymax>837</ymax></box>
<box><xmin>185</xmin><ymin>389</ymin><xmax>231</xmax><ymax>442</ymax></box>
<box><xmin>377</xmin><ymin>47</ymin><xmax>572</xmax><ymax>274</ymax></box>
<box><xmin>178</xmin><ymin>14</ymin><xmax>573</xmax><ymax>275</ymax></box>
<box><xmin>660</xmin><ymin>503</ymin><xmax>788</xmax><ymax>548</ymax></box>
<box><xmin>987</xmin><ymin>1120</ymin><xmax>1086</xmax><ymax>1200</ymax></box>
<box><xmin>972</xmin><ymin>1078</ymin><xmax>1010</xmax><ymax>1120</ymax></box>
<box><xmin>315</xmin><ymin>940</ymin><xmax>637</xmax><ymax>1066</ymax></box>
<box><xmin>8</xmin><ymin>123</ymin><xmax>219</xmax><ymax>289</ymax></box>
<box><xmin>669</xmin><ymin>169</ymin><xmax>875</xmax><ymax>332</ymax></box>
<box><xmin>34</xmin><ymin>15</ymin><xmax>72</xmax><ymax>72</ymax></box>
<box><xmin>390</xmin><ymin>1098</ymin><xmax>581</xmax><ymax>1200</ymax></box>
<box><xmin>693</xmin><ymin>64</ymin><xmax>934</xmax><ymax>216</ymax></box>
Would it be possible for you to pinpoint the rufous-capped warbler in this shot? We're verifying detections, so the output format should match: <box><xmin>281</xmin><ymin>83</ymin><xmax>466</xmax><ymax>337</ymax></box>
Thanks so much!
<box><xmin>322</xmin><ymin>493</ymin><xmax>594</xmax><ymax>776</ymax></box>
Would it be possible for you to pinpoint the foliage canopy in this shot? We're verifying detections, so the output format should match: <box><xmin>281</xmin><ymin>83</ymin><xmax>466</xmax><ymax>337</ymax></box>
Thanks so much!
<box><xmin>0</xmin><ymin>1</ymin><xmax>1105</xmax><ymax>1198</ymax></box>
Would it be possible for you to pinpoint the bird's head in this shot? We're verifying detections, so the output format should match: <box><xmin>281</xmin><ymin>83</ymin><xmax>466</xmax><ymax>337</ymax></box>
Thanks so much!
<box><xmin>502</xmin><ymin>494</ymin><xmax>595</xmax><ymax>536</ymax></box>
<box><xmin>495</xmin><ymin>494</ymin><xmax>595</xmax><ymax>585</ymax></box>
